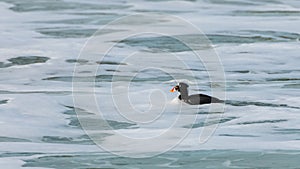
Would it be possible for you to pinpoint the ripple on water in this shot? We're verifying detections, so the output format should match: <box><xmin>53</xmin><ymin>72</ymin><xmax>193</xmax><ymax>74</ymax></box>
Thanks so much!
<box><xmin>282</xmin><ymin>83</ymin><xmax>300</xmax><ymax>89</ymax></box>
<box><xmin>43</xmin><ymin>74</ymin><xmax>174</xmax><ymax>83</ymax></box>
<box><xmin>33</xmin><ymin>13</ymin><xmax>121</xmax><ymax>25</ymax></box>
<box><xmin>36</xmin><ymin>28</ymin><xmax>97</xmax><ymax>38</ymax></box>
<box><xmin>22</xmin><ymin>150</ymin><xmax>300</xmax><ymax>169</ymax></box>
<box><xmin>225</xmin><ymin>100</ymin><xmax>299</xmax><ymax>109</ymax></box>
<box><xmin>237</xmin><ymin>119</ymin><xmax>288</xmax><ymax>125</ymax></box>
<box><xmin>273</xmin><ymin>128</ymin><xmax>300</xmax><ymax>135</ymax></box>
<box><xmin>0</xmin><ymin>56</ymin><xmax>49</xmax><ymax>68</ymax></box>
<box><xmin>119</xmin><ymin>31</ymin><xmax>299</xmax><ymax>53</ymax></box>
<box><xmin>0</xmin><ymin>136</ymin><xmax>31</xmax><ymax>142</ymax></box>
<box><xmin>204</xmin><ymin>0</ymin><xmax>259</xmax><ymax>6</ymax></box>
<box><xmin>118</xmin><ymin>34</ymin><xmax>212</xmax><ymax>53</ymax></box>
<box><xmin>2</xmin><ymin>0</ymin><xmax>131</xmax><ymax>12</ymax></box>
<box><xmin>183</xmin><ymin>117</ymin><xmax>237</xmax><ymax>129</ymax></box>
<box><xmin>7</xmin><ymin>56</ymin><xmax>49</xmax><ymax>65</ymax></box>
<box><xmin>233</xmin><ymin>10</ymin><xmax>300</xmax><ymax>17</ymax></box>
<box><xmin>0</xmin><ymin>99</ymin><xmax>9</xmax><ymax>104</ymax></box>
<box><xmin>41</xmin><ymin>135</ymin><xmax>94</xmax><ymax>145</ymax></box>
<box><xmin>219</xmin><ymin>134</ymin><xmax>258</xmax><ymax>137</ymax></box>
<box><xmin>62</xmin><ymin>106</ymin><xmax>137</xmax><ymax>130</ymax></box>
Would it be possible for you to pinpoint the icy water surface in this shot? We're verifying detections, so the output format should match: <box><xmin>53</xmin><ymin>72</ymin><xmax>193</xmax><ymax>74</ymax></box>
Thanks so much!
<box><xmin>0</xmin><ymin>0</ymin><xmax>300</xmax><ymax>168</ymax></box>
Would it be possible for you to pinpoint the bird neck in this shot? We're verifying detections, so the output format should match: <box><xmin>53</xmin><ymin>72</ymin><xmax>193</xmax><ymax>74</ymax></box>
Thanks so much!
<box><xmin>179</xmin><ymin>89</ymin><xmax>188</xmax><ymax>100</ymax></box>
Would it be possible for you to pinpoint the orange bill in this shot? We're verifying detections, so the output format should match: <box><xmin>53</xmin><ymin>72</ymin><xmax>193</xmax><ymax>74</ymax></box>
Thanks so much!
<box><xmin>170</xmin><ymin>87</ymin><xmax>176</xmax><ymax>92</ymax></box>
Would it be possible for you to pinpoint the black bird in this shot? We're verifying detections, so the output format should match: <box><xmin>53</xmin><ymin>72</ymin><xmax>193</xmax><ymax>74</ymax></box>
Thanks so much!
<box><xmin>170</xmin><ymin>82</ymin><xmax>223</xmax><ymax>105</ymax></box>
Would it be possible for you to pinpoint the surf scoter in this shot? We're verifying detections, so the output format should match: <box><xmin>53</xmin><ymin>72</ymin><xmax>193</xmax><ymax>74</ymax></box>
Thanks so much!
<box><xmin>170</xmin><ymin>82</ymin><xmax>223</xmax><ymax>105</ymax></box>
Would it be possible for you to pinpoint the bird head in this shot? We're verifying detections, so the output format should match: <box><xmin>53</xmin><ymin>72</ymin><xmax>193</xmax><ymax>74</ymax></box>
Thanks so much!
<box><xmin>170</xmin><ymin>85</ymin><xmax>180</xmax><ymax>92</ymax></box>
<box><xmin>170</xmin><ymin>82</ymin><xmax>189</xmax><ymax>93</ymax></box>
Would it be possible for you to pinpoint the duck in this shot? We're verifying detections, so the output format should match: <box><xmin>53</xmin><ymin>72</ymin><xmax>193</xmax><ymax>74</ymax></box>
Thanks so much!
<box><xmin>170</xmin><ymin>82</ymin><xmax>223</xmax><ymax>105</ymax></box>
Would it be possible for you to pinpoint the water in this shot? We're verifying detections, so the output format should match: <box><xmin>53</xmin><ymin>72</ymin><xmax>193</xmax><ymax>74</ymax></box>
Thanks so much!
<box><xmin>0</xmin><ymin>0</ymin><xmax>300</xmax><ymax>168</ymax></box>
